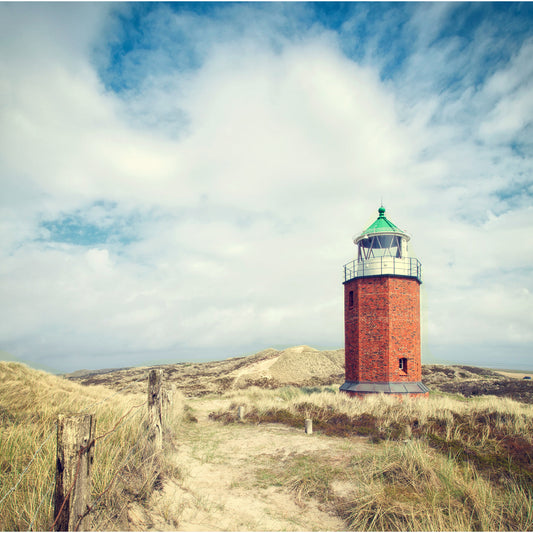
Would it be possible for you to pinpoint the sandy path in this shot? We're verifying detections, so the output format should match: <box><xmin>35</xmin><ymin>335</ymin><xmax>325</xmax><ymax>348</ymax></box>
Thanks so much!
<box><xmin>135</xmin><ymin>398</ymin><xmax>365</xmax><ymax>531</ymax></box>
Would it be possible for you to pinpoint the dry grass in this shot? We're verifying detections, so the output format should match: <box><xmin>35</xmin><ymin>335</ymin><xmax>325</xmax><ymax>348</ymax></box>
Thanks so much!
<box><xmin>338</xmin><ymin>440</ymin><xmax>533</xmax><ymax>531</ymax></box>
<box><xmin>219</xmin><ymin>385</ymin><xmax>533</xmax><ymax>438</ymax></box>
<box><xmin>0</xmin><ymin>362</ymin><xmax>184</xmax><ymax>531</ymax></box>
<box><xmin>210</xmin><ymin>385</ymin><xmax>533</xmax><ymax>531</ymax></box>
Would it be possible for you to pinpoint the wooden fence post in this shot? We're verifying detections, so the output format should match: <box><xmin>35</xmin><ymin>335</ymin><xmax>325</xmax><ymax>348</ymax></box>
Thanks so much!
<box><xmin>305</xmin><ymin>418</ymin><xmax>313</xmax><ymax>435</ymax></box>
<box><xmin>148</xmin><ymin>369</ymin><xmax>163</xmax><ymax>451</ymax></box>
<box><xmin>238</xmin><ymin>406</ymin><xmax>245</xmax><ymax>421</ymax></box>
<box><xmin>162</xmin><ymin>384</ymin><xmax>174</xmax><ymax>409</ymax></box>
<box><xmin>53</xmin><ymin>414</ymin><xmax>95</xmax><ymax>531</ymax></box>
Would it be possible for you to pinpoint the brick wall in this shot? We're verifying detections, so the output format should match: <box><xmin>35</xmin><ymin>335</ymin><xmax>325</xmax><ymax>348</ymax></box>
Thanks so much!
<box><xmin>344</xmin><ymin>275</ymin><xmax>421</xmax><ymax>383</ymax></box>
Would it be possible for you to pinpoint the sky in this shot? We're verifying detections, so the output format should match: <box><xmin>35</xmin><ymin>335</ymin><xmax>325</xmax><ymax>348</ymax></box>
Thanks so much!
<box><xmin>0</xmin><ymin>2</ymin><xmax>532</xmax><ymax>373</ymax></box>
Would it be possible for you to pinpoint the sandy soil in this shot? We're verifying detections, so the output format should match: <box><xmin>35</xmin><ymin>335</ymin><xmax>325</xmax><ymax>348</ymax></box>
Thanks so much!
<box><xmin>494</xmin><ymin>370</ymin><xmax>533</xmax><ymax>380</ymax></box>
<box><xmin>131</xmin><ymin>397</ymin><xmax>368</xmax><ymax>532</ymax></box>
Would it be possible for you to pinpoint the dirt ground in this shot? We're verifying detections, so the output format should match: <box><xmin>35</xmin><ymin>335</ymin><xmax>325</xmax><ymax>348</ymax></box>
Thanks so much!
<box><xmin>130</xmin><ymin>397</ymin><xmax>368</xmax><ymax>532</ymax></box>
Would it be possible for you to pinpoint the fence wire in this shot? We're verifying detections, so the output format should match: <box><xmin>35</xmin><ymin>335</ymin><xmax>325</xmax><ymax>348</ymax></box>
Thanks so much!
<box><xmin>29</xmin><ymin>480</ymin><xmax>55</xmax><ymax>532</ymax></box>
<box><xmin>4</xmin><ymin>375</ymin><xmax>158</xmax><ymax>532</ymax></box>
<box><xmin>75</xmin><ymin>411</ymin><xmax>150</xmax><ymax>531</ymax></box>
<box><xmin>0</xmin><ymin>425</ymin><xmax>57</xmax><ymax>507</ymax></box>
<box><xmin>91</xmin><ymin>443</ymin><xmax>159</xmax><ymax>533</ymax></box>
<box><xmin>1</xmin><ymin>386</ymin><xmax>133</xmax><ymax>514</ymax></box>
<box><xmin>92</xmin><ymin>400</ymin><xmax>146</xmax><ymax>444</ymax></box>
<box><xmin>79</xmin><ymin>386</ymin><xmax>132</xmax><ymax>414</ymax></box>
<box><xmin>50</xmin><ymin>401</ymin><xmax>147</xmax><ymax>531</ymax></box>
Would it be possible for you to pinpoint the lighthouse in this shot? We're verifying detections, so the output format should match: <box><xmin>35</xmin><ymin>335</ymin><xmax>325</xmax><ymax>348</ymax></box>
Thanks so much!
<box><xmin>340</xmin><ymin>206</ymin><xmax>429</xmax><ymax>397</ymax></box>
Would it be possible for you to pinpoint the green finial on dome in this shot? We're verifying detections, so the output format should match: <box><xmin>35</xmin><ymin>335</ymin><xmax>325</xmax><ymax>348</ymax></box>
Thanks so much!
<box><xmin>354</xmin><ymin>205</ymin><xmax>410</xmax><ymax>244</ymax></box>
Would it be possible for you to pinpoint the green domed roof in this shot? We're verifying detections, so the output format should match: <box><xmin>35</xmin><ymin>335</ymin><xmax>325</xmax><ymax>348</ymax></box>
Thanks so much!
<box><xmin>354</xmin><ymin>206</ymin><xmax>410</xmax><ymax>243</ymax></box>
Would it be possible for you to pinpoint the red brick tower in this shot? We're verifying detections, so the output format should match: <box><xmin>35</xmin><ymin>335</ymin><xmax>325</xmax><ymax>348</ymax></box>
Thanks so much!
<box><xmin>340</xmin><ymin>206</ymin><xmax>429</xmax><ymax>397</ymax></box>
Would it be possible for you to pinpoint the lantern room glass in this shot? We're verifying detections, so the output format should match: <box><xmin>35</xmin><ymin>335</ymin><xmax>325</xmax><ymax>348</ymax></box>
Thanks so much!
<box><xmin>358</xmin><ymin>234</ymin><xmax>402</xmax><ymax>261</ymax></box>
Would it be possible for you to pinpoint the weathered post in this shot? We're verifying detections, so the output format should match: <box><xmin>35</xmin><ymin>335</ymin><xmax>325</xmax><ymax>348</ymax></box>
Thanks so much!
<box><xmin>238</xmin><ymin>406</ymin><xmax>245</xmax><ymax>421</ymax></box>
<box><xmin>162</xmin><ymin>384</ymin><xmax>174</xmax><ymax>409</ymax></box>
<box><xmin>53</xmin><ymin>414</ymin><xmax>95</xmax><ymax>531</ymax></box>
<box><xmin>305</xmin><ymin>418</ymin><xmax>313</xmax><ymax>435</ymax></box>
<box><xmin>148</xmin><ymin>369</ymin><xmax>163</xmax><ymax>451</ymax></box>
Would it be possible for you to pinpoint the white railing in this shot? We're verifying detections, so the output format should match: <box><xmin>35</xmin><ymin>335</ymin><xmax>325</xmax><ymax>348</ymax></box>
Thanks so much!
<box><xmin>344</xmin><ymin>256</ymin><xmax>422</xmax><ymax>283</ymax></box>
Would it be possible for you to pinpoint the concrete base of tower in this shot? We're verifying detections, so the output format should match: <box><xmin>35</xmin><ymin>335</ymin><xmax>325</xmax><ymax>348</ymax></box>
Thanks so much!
<box><xmin>340</xmin><ymin>380</ymin><xmax>430</xmax><ymax>396</ymax></box>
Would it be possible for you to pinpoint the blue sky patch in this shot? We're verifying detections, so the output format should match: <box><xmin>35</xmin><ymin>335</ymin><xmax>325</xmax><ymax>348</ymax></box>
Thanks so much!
<box><xmin>39</xmin><ymin>202</ymin><xmax>140</xmax><ymax>246</ymax></box>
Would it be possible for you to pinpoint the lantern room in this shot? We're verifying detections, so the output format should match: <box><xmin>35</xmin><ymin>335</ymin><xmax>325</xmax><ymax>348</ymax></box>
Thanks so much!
<box><xmin>344</xmin><ymin>206</ymin><xmax>421</xmax><ymax>283</ymax></box>
<box><xmin>355</xmin><ymin>206</ymin><xmax>409</xmax><ymax>260</ymax></box>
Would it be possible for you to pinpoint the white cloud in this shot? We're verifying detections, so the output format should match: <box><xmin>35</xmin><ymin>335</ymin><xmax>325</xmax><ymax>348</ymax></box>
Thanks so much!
<box><xmin>483</xmin><ymin>39</ymin><xmax>533</xmax><ymax>97</ymax></box>
<box><xmin>86</xmin><ymin>248</ymin><xmax>113</xmax><ymax>272</ymax></box>
<box><xmin>477</xmin><ymin>39</ymin><xmax>533</xmax><ymax>141</ymax></box>
<box><xmin>0</xmin><ymin>3</ymin><xmax>531</xmax><ymax>372</ymax></box>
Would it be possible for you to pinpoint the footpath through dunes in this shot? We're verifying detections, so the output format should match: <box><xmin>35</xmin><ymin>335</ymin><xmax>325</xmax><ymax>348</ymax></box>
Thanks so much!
<box><xmin>132</xmin><ymin>395</ymin><xmax>366</xmax><ymax>532</ymax></box>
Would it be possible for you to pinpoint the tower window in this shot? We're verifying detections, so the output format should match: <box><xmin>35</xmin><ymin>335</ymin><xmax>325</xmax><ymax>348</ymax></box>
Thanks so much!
<box><xmin>349</xmin><ymin>291</ymin><xmax>354</xmax><ymax>307</ymax></box>
<box><xmin>399</xmin><ymin>358</ymin><xmax>408</xmax><ymax>373</ymax></box>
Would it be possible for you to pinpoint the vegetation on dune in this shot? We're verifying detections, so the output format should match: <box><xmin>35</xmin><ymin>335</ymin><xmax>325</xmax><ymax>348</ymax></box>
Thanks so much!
<box><xmin>210</xmin><ymin>386</ymin><xmax>533</xmax><ymax>531</ymax></box>
<box><xmin>69</xmin><ymin>348</ymin><xmax>533</xmax><ymax>404</ymax></box>
<box><xmin>67</xmin><ymin>346</ymin><xmax>346</xmax><ymax>396</ymax></box>
<box><xmin>0</xmin><ymin>362</ymin><xmax>183</xmax><ymax>531</ymax></box>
